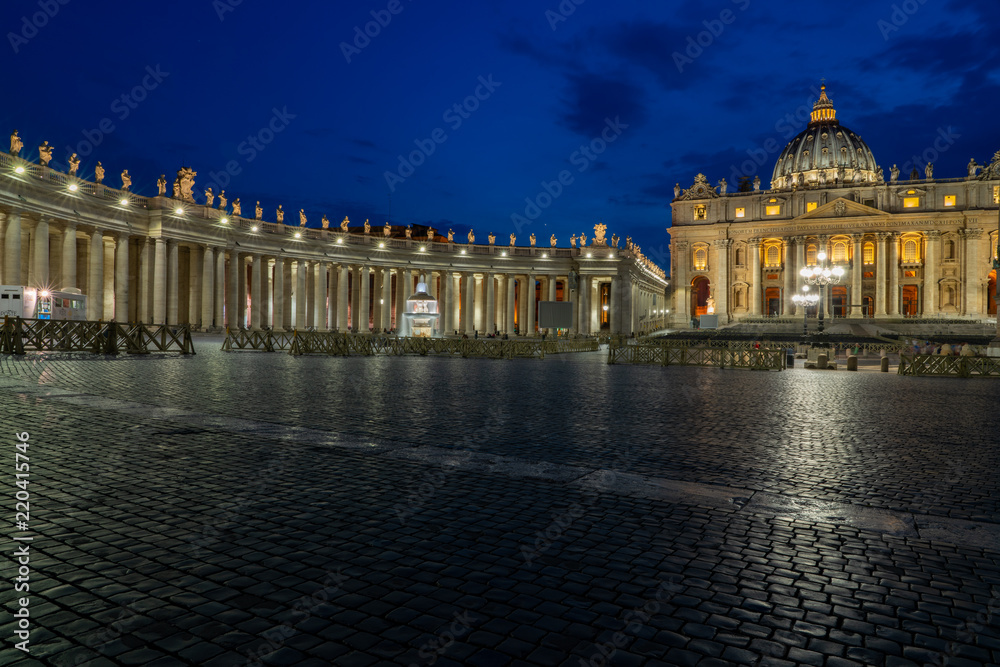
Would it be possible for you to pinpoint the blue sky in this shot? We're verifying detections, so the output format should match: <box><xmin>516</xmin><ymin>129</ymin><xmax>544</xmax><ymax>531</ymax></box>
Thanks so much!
<box><xmin>3</xmin><ymin>0</ymin><xmax>998</xmax><ymax>269</ymax></box>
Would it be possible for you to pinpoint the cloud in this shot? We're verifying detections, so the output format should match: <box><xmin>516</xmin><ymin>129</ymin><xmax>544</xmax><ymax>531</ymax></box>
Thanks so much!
<box><xmin>604</xmin><ymin>21</ymin><xmax>712</xmax><ymax>91</ymax></box>
<box><xmin>351</xmin><ymin>139</ymin><xmax>377</xmax><ymax>149</ymax></box>
<box><xmin>559</xmin><ymin>73</ymin><xmax>646</xmax><ymax>137</ymax></box>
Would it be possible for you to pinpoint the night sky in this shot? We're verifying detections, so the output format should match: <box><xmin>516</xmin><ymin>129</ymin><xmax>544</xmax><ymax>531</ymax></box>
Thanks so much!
<box><xmin>3</xmin><ymin>0</ymin><xmax>999</xmax><ymax>270</ymax></box>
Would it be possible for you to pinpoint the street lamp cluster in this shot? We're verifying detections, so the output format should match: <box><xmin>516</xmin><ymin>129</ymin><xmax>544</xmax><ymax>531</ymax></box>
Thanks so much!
<box><xmin>798</xmin><ymin>251</ymin><xmax>844</xmax><ymax>336</ymax></box>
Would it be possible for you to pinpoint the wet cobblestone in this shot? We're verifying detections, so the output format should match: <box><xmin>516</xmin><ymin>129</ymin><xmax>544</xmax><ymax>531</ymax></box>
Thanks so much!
<box><xmin>0</xmin><ymin>338</ymin><xmax>998</xmax><ymax>666</ymax></box>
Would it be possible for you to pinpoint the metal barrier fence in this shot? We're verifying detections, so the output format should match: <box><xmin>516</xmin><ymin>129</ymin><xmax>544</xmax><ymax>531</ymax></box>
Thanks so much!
<box><xmin>898</xmin><ymin>354</ymin><xmax>1000</xmax><ymax>378</ymax></box>
<box><xmin>221</xmin><ymin>329</ymin><xmax>599</xmax><ymax>359</ymax></box>
<box><xmin>654</xmin><ymin>338</ymin><xmax>908</xmax><ymax>354</ymax></box>
<box><xmin>607</xmin><ymin>341</ymin><xmax>784</xmax><ymax>370</ymax></box>
<box><xmin>0</xmin><ymin>317</ymin><xmax>195</xmax><ymax>355</ymax></box>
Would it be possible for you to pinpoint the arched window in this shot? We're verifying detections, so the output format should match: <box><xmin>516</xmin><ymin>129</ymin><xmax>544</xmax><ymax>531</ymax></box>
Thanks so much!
<box><xmin>863</xmin><ymin>242</ymin><xmax>875</xmax><ymax>264</ymax></box>
<box><xmin>903</xmin><ymin>239</ymin><xmax>918</xmax><ymax>262</ymax></box>
<box><xmin>735</xmin><ymin>247</ymin><xmax>745</xmax><ymax>266</ymax></box>
<box><xmin>693</xmin><ymin>247</ymin><xmax>707</xmax><ymax>270</ymax></box>
<box><xmin>944</xmin><ymin>239</ymin><xmax>955</xmax><ymax>259</ymax></box>
<box><xmin>766</xmin><ymin>245</ymin><xmax>780</xmax><ymax>266</ymax></box>
<box><xmin>832</xmin><ymin>242</ymin><xmax>848</xmax><ymax>262</ymax></box>
<box><xmin>806</xmin><ymin>244</ymin><xmax>817</xmax><ymax>266</ymax></box>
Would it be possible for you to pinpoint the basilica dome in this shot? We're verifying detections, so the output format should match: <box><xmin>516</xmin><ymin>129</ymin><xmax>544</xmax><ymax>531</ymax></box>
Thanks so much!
<box><xmin>770</xmin><ymin>86</ymin><xmax>880</xmax><ymax>190</ymax></box>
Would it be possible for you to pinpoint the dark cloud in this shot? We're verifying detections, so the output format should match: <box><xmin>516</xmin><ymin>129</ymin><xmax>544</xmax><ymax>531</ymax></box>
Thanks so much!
<box><xmin>351</xmin><ymin>139</ymin><xmax>377</xmax><ymax>149</ymax></box>
<box><xmin>604</xmin><ymin>21</ymin><xmax>712</xmax><ymax>91</ymax></box>
<box><xmin>559</xmin><ymin>73</ymin><xmax>646</xmax><ymax>137</ymax></box>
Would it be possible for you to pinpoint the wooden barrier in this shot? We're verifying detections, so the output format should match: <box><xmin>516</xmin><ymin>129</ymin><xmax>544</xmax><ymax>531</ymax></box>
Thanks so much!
<box><xmin>607</xmin><ymin>340</ymin><xmax>783</xmax><ymax>370</ymax></box>
<box><xmin>898</xmin><ymin>354</ymin><xmax>1000</xmax><ymax>378</ymax></box>
<box><xmin>0</xmin><ymin>317</ymin><xmax>195</xmax><ymax>355</ymax></box>
<box><xmin>222</xmin><ymin>330</ymin><xmax>599</xmax><ymax>359</ymax></box>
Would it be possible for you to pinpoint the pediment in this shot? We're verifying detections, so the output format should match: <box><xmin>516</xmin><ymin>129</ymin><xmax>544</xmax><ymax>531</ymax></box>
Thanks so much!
<box><xmin>796</xmin><ymin>197</ymin><xmax>889</xmax><ymax>220</ymax></box>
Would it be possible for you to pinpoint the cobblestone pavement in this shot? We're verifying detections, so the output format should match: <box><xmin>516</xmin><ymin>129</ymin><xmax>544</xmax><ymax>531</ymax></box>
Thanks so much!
<box><xmin>0</xmin><ymin>336</ymin><xmax>998</xmax><ymax>666</ymax></box>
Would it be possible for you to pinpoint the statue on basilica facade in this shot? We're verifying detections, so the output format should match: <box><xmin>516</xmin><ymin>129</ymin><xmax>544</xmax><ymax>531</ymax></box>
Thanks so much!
<box><xmin>611</xmin><ymin>234</ymin><xmax>619</xmax><ymax>247</ymax></box>
<box><xmin>38</xmin><ymin>141</ymin><xmax>53</xmax><ymax>167</ymax></box>
<box><xmin>204</xmin><ymin>187</ymin><xmax>214</xmax><ymax>206</ymax></box>
<box><xmin>509</xmin><ymin>233</ymin><xmax>516</xmax><ymax>246</ymax></box>
<box><xmin>550</xmin><ymin>234</ymin><xmax>557</xmax><ymax>247</ymax></box>
<box><xmin>276</xmin><ymin>205</ymin><xmax>284</xmax><ymax>224</ymax></box>
<box><xmin>488</xmin><ymin>232</ymin><xmax>495</xmax><ymax>245</ymax></box>
<box><xmin>322</xmin><ymin>214</ymin><xmax>330</xmax><ymax>229</ymax></box>
<box><xmin>468</xmin><ymin>230</ymin><xmax>475</xmax><ymax>243</ymax></box>
<box><xmin>718</xmin><ymin>179</ymin><xmax>727</xmax><ymax>195</ymax></box>
<box><xmin>383</xmin><ymin>221</ymin><xmax>391</xmax><ymax>236</ymax></box>
<box><xmin>753</xmin><ymin>175</ymin><xmax>760</xmax><ymax>192</ymax></box>
<box><xmin>447</xmin><ymin>229</ymin><xmax>454</xmax><ymax>242</ymax></box>
<box><xmin>68</xmin><ymin>154</ymin><xmax>80</xmax><ymax>176</ymax></box>
<box><xmin>876</xmin><ymin>166</ymin><xmax>884</xmax><ymax>182</ymax></box>
<box><xmin>890</xmin><ymin>164</ymin><xmax>899</xmax><ymax>182</ymax></box>
<box><xmin>968</xmin><ymin>158</ymin><xmax>981</xmax><ymax>178</ymax></box>
<box><xmin>176</xmin><ymin>167</ymin><xmax>196</xmax><ymax>202</ymax></box>
<box><xmin>120</xmin><ymin>169</ymin><xmax>131</xmax><ymax>191</ymax></box>
<box><xmin>232</xmin><ymin>199</ymin><xmax>241</xmax><ymax>216</ymax></box>
<box><xmin>836</xmin><ymin>166</ymin><xmax>845</xmax><ymax>183</ymax></box>
<box><xmin>570</xmin><ymin>235</ymin><xmax>577</xmax><ymax>247</ymax></box>
<box><xmin>95</xmin><ymin>162</ymin><xmax>105</xmax><ymax>184</ymax></box>
<box><xmin>363</xmin><ymin>218</ymin><xmax>370</xmax><ymax>233</ymax></box>
<box><xmin>300</xmin><ymin>209</ymin><xmax>308</xmax><ymax>227</ymax></box>
<box><xmin>341</xmin><ymin>216</ymin><xmax>349</xmax><ymax>231</ymax></box>
<box><xmin>218</xmin><ymin>190</ymin><xmax>227</xmax><ymax>210</ymax></box>
<box><xmin>925</xmin><ymin>162</ymin><xmax>934</xmax><ymax>180</ymax></box>
<box><xmin>593</xmin><ymin>223</ymin><xmax>607</xmax><ymax>245</ymax></box>
<box><xmin>257</xmin><ymin>202</ymin><xmax>264</xmax><ymax>220</ymax></box>
<box><xmin>10</xmin><ymin>130</ymin><xmax>22</xmax><ymax>156</ymax></box>
<box><xmin>157</xmin><ymin>174</ymin><xmax>167</xmax><ymax>195</ymax></box>
<box><xmin>674</xmin><ymin>183</ymin><xmax>681</xmax><ymax>198</ymax></box>
<box><xmin>580</xmin><ymin>232</ymin><xmax>587</xmax><ymax>246</ymax></box>
<box><xmin>405</xmin><ymin>225</ymin><xmax>412</xmax><ymax>239</ymax></box>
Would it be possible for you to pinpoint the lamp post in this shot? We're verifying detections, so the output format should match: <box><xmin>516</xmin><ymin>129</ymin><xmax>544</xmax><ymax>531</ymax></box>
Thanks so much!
<box><xmin>799</xmin><ymin>252</ymin><xmax>845</xmax><ymax>334</ymax></box>
<box><xmin>792</xmin><ymin>285</ymin><xmax>819</xmax><ymax>339</ymax></box>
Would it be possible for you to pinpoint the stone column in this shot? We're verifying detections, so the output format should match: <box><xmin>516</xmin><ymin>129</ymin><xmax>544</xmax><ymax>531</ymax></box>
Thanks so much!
<box><xmin>61</xmin><ymin>223</ymin><xmax>77</xmax><ymax>291</ymax></box>
<box><xmin>33</xmin><ymin>216</ymin><xmax>49</xmax><ymax>287</ymax></box>
<box><xmin>525</xmin><ymin>273</ymin><xmax>536</xmax><ymax>337</ymax></box>
<box><xmin>749</xmin><ymin>238</ymin><xmax>762</xmax><ymax>316</ymax></box>
<box><xmin>794</xmin><ymin>237</ymin><xmax>806</xmax><ymax>302</ymax></box>
<box><xmin>326</xmin><ymin>263</ymin><xmax>335</xmax><ymax>332</ymax></box>
<box><xmin>783</xmin><ymin>237</ymin><xmax>795</xmax><ymax>316</ymax></box>
<box><xmin>713</xmin><ymin>239</ymin><xmax>730</xmax><ymax>323</ymax></box>
<box><xmin>155</xmin><ymin>239</ymin><xmax>167</xmax><ymax>324</ymax></box>
<box><xmin>381</xmin><ymin>268</ymin><xmax>392</xmax><ymax>332</ymax></box>
<box><xmin>166</xmin><ymin>241</ymin><xmax>179</xmax><ymax>325</ymax></box>
<box><xmin>102</xmin><ymin>238</ymin><xmax>115</xmax><ymax>321</ymax></box>
<box><xmin>505</xmin><ymin>274</ymin><xmax>516</xmax><ymax>335</ymax></box>
<box><xmin>372</xmin><ymin>269</ymin><xmax>383</xmax><ymax>332</ymax></box>
<box><xmin>463</xmin><ymin>273</ymin><xmax>475</xmax><ymax>334</ymax></box>
<box><xmin>876</xmin><ymin>232</ymin><xmax>888</xmax><ymax>316</ymax></box>
<box><xmin>359</xmin><ymin>265</ymin><xmax>370</xmax><ymax>332</ymax></box>
<box><xmin>4</xmin><ymin>211</ymin><xmax>21</xmax><ymax>285</ymax></box>
<box><xmin>237</xmin><ymin>254</ymin><xmax>247</xmax><ymax>328</ymax></box>
<box><xmin>579</xmin><ymin>275</ymin><xmax>590</xmax><ymax>334</ymax></box>
<box><xmin>672</xmin><ymin>241</ymin><xmax>688</xmax><ymax>326</ymax></box>
<box><xmin>452</xmin><ymin>272</ymin><xmax>461</xmax><ymax>333</ymax></box>
<box><xmin>115</xmin><ymin>235</ymin><xmax>129</xmax><ymax>322</ymax></box>
<box><xmin>923</xmin><ymin>230</ymin><xmax>940</xmax><ymax>315</ymax></box>
<box><xmin>547</xmin><ymin>275</ymin><xmax>557</xmax><ymax>334</ymax></box>
<box><xmin>226</xmin><ymin>249</ymin><xmax>239</xmax><ymax>329</ymax></box>
<box><xmin>296</xmin><ymin>261</ymin><xmax>308</xmax><ymax>329</ymax></box>
<box><xmin>567</xmin><ymin>274</ymin><xmax>577</xmax><ymax>335</ymax></box>
<box><xmin>88</xmin><ymin>229</ymin><xmax>104</xmax><ymax>321</ymax></box>
<box><xmin>272</xmin><ymin>257</ymin><xmax>285</xmax><ymax>331</ymax></box>
<box><xmin>610</xmin><ymin>276</ymin><xmax>621</xmax><ymax>334</ymax></box>
<box><xmin>214</xmin><ymin>249</ymin><xmax>225</xmax><ymax>328</ymax></box>
<box><xmin>888</xmin><ymin>234</ymin><xmax>899</xmax><ymax>317</ymax></box>
<box><xmin>250</xmin><ymin>255</ymin><xmax>262</xmax><ymax>330</ymax></box>
<box><xmin>963</xmin><ymin>229</ymin><xmax>982</xmax><ymax>317</ymax></box>
<box><xmin>261</xmin><ymin>258</ymin><xmax>272</xmax><ymax>328</ymax></box>
<box><xmin>313</xmin><ymin>262</ymin><xmax>326</xmax><ymax>330</ymax></box>
<box><xmin>201</xmin><ymin>246</ymin><xmax>214</xmax><ymax>329</ymax></box>
<box><xmin>137</xmin><ymin>239</ymin><xmax>151</xmax><ymax>323</ymax></box>
<box><xmin>850</xmin><ymin>234</ymin><xmax>863</xmax><ymax>317</ymax></box>
<box><xmin>338</xmin><ymin>265</ymin><xmax>350</xmax><ymax>331</ymax></box>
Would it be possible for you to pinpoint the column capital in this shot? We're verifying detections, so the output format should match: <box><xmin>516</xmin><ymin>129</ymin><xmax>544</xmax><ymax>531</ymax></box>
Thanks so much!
<box><xmin>925</xmin><ymin>230</ymin><xmax>942</xmax><ymax>239</ymax></box>
<box><xmin>747</xmin><ymin>237</ymin><xmax>762</xmax><ymax>247</ymax></box>
<box><xmin>960</xmin><ymin>227</ymin><xmax>984</xmax><ymax>239</ymax></box>
<box><xmin>712</xmin><ymin>238</ymin><xmax>732</xmax><ymax>248</ymax></box>
<box><xmin>850</xmin><ymin>233</ymin><xmax>864</xmax><ymax>242</ymax></box>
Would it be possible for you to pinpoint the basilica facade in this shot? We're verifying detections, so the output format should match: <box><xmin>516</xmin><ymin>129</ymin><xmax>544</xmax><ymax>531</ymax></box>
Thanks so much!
<box><xmin>668</xmin><ymin>86</ymin><xmax>1000</xmax><ymax>328</ymax></box>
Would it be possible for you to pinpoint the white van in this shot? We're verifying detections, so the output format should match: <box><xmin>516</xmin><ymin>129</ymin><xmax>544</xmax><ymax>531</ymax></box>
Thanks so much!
<box><xmin>0</xmin><ymin>286</ymin><xmax>87</xmax><ymax>320</ymax></box>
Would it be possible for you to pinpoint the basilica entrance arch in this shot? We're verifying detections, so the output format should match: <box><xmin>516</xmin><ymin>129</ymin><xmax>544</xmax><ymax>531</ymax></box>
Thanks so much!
<box><xmin>831</xmin><ymin>286</ymin><xmax>848</xmax><ymax>319</ymax></box>
<box><xmin>901</xmin><ymin>286</ymin><xmax>919</xmax><ymax>317</ymax></box>
<box><xmin>691</xmin><ymin>276</ymin><xmax>711</xmax><ymax>316</ymax></box>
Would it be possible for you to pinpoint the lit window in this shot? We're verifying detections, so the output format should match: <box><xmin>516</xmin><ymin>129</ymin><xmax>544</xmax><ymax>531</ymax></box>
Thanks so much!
<box><xmin>694</xmin><ymin>205</ymin><xmax>707</xmax><ymax>220</ymax></box>
<box><xmin>904</xmin><ymin>270</ymin><xmax>916</xmax><ymax>278</ymax></box>
<box><xmin>832</xmin><ymin>242</ymin><xmax>848</xmax><ymax>262</ymax></box>
<box><xmin>863</xmin><ymin>242</ymin><xmax>874</xmax><ymax>264</ymax></box>
<box><xmin>766</xmin><ymin>245</ymin><xmax>780</xmax><ymax>266</ymax></box>
<box><xmin>944</xmin><ymin>195</ymin><xmax>956</xmax><ymax>207</ymax></box>
<box><xmin>735</xmin><ymin>207</ymin><xmax>745</xmax><ymax>218</ymax></box>
<box><xmin>903</xmin><ymin>197</ymin><xmax>919</xmax><ymax>208</ymax></box>
<box><xmin>806</xmin><ymin>202</ymin><xmax>818</xmax><ymax>212</ymax></box>
<box><xmin>693</xmin><ymin>247</ymin><xmax>707</xmax><ymax>270</ymax></box>
<box><xmin>806</xmin><ymin>244</ymin><xmax>817</xmax><ymax>266</ymax></box>
<box><xmin>995</xmin><ymin>186</ymin><xmax>999</xmax><ymax>204</ymax></box>
<box><xmin>903</xmin><ymin>239</ymin><xmax>917</xmax><ymax>262</ymax></box>
<box><xmin>766</xmin><ymin>205</ymin><xmax>781</xmax><ymax>216</ymax></box>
